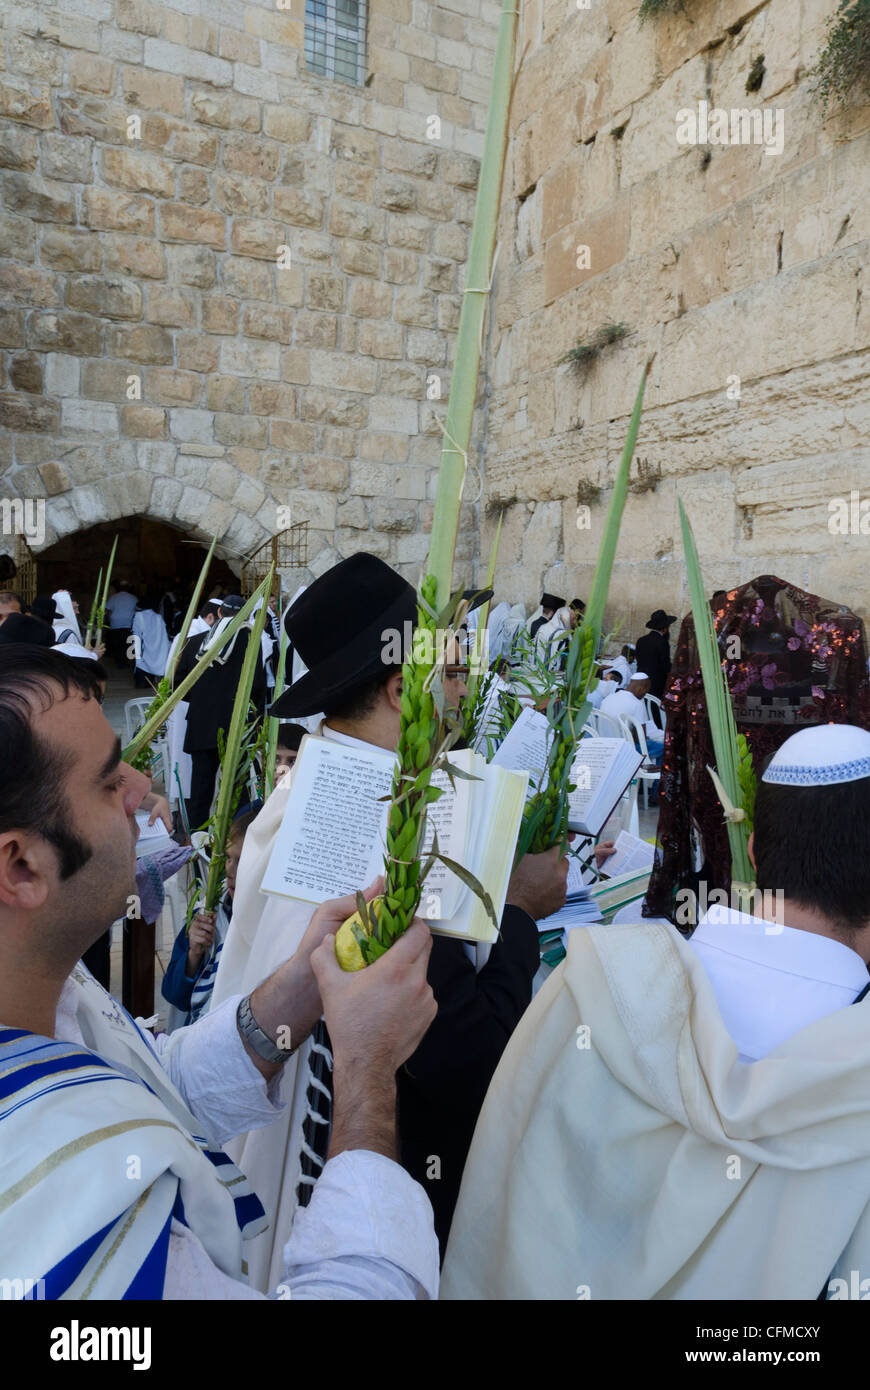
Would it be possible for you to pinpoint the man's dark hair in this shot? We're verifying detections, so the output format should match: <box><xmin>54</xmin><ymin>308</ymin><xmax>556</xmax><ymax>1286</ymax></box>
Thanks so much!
<box><xmin>0</xmin><ymin>647</ymin><xmax>103</xmax><ymax>879</ymax></box>
<box><xmin>63</xmin><ymin>655</ymin><xmax>107</xmax><ymax>696</ymax></box>
<box><xmin>229</xmin><ymin>806</ymin><xmax>259</xmax><ymax>844</ymax></box>
<box><xmin>0</xmin><ymin>590</ymin><xmax>22</xmax><ymax>608</ymax></box>
<box><xmin>276</xmin><ymin>721</ymin><xmax>305</xmax><ymax>752</ymax></box>
<box><xmin>320</xmin><ymin>666</ymin><xmax>400</xmax><ymax>722</ymax></box>
<box><xmin>753</xmin><ymin>775</ymin><xmax>870</xmax><ymax>939</ymax></box>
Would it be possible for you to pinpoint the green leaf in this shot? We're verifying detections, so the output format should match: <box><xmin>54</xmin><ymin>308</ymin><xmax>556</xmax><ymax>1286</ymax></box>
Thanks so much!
<box><xmin>433</xmin><ymin>851</ymin><xmax>499</xmax><ymax>934</ymax></box>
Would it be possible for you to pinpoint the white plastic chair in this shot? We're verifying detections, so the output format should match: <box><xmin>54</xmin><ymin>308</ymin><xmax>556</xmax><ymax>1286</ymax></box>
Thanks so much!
<box><xmin>124</xmin><ymin>697</ymin><xmax>154</xmax><ymax>746</ymax></box>
<box><xmin>643</xmin><ymin>693</ymin><xmax>666</xmax><ymax>736</ymax></box>
<box><xmin>618</xmin><ymin>713</ymin><xmax>661</xmax><ymax>812</ymax></box>
<box><xmin>586</xmin><ymin>708</ymin><xmax>624</xmax><ymax>739</ymax></box>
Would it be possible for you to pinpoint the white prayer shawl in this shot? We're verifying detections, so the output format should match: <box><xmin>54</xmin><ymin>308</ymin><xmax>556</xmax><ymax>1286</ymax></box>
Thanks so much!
<box><xmin>198</xmin><ymin>613</ymin><xmax>245</xmax><ymax>665</ymax></box>
<box><xmin>0</xmin><ymin>963</ymin><xmax>265</xmax><ymax>1299</ymax></box>
<box><xmin>441</xmin><ymin>921</ymin><xmax>870</xmax><ymax>1300</ymax></box>
<box><xmin>486</xmin><ymin>601</ymin><xmax>510</xmax><ymax>662</ymax></box>
<box><xmin>132</xmin><ymin>608</ymin><xmax>170</xmax><ymax>675</ymax></box>
<box><xmin>209</xmin><ymin>732</ymin><xmax>327</xmax><ymax>1292</ymax></box>
<box><xmin>260</xmin><ymin>630</ymin><xmax>275</xmax><ymax>690</ymax></box>
<box><xmin>533</xmin><ymin>613</ymin><xmax>562</xmax><ymax>658</ymax></box>
<box><xmin>164</xmin><ymin>618</ymin><xmax>209</xmax><ymax>801</ymax></box>
<box><xmin>51</xmin><ymin>641</ymin><xmax>99</xmax><ymax>662</ymax></box>
<box><xmin>500</xmin><ymin>604</ymin><xmax>527</xmax><ymax>661</ymax></box>
<box><xmin>52</xmin><ymin>589</ymin><xmax>82</xmax><ymax>645</ymax></box>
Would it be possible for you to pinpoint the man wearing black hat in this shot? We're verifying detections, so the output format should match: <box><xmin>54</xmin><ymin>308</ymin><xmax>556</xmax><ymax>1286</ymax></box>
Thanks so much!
<box><xmin>173</xmin><ymin>595</ymin><xmax>266</xmax><ymax>831</ymax></box>
<box><xmin>528</xmin><ymin>592</ymin><xmax>565</xmax><ymax>641</ymax></box>
<box><xmin>0</xmin><ymin>612</ymin><xmax>55</xmax><ymax>647</ymax></box>
<box><xmin>635</xmin><ymin>608</ymin><xmax>678</xmax><ymax>703</ymax></box>
<box><xmin>210</xmin><ymin>553</ymin><xmax>571</xmax><ymax>1286</ymax></box>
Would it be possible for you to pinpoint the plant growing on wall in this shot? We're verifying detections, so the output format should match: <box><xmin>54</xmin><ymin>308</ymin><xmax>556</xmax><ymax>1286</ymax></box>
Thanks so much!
<box><xmin>556</xmin><ymin>321</ymin><xmax>631</xmax><ymax>372</ymax></box>
<box><xmin>638</xmin><ymin>0</ymin><xmax>689</xmax><ymax>22</ymax></box>
<box><xmin>812</xmin><ymin>0</ymin><xmax>870</xmax><ymax>109</ymax></box>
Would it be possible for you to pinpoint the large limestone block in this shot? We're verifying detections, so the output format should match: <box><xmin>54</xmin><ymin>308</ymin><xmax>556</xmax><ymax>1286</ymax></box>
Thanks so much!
<box><xmin>627</xmin><ymin>154</ymin><xmax>709</xmax><ymax>259</ymax></box>
<box><xmin>543</xmin><ymin>200</ymin><xmax>629</xmax><ymax>305</ymax></box>
<box><xmin>658</xmin><ymin>249</ymin><xmax>862</xmax><ymax>405</ymax></box>
<box><xmin>619</xmin><ymin>56</ymin><xmax>708</xmax><ymax>187</ymax></box>
<box><xmin>520</xmin><ymin>498</ymin><xmax>564</xmax><ymax>578</ymax></box>
<box><xmin>653</xmin><ymin>0</ymin><xmax>723</xmax><ymax>78</ymax></box>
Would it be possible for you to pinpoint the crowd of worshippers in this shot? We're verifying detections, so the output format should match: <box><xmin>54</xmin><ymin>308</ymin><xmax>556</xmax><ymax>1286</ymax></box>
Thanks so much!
<box><xmin>3</xmin><ymin>553</ymin><xmax>870</xmax><ymax>1301</ymax></box>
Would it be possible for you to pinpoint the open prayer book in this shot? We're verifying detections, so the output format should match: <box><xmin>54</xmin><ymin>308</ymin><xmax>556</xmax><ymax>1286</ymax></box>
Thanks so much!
<box><xmin>260</xmin><ymin>733</ymin><xmax>528</xmax><ymax>944</ymax></box>
<box><xmin>490</xmin><ymin>706</ymin><xmax>643</xmax><ymax>837</ymax></box>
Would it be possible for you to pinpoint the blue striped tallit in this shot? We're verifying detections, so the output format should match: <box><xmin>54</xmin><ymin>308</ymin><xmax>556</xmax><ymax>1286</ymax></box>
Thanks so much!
<box><xmin>188</xmin><ymin>899</ymin><xmax>230</xmax><ymax>1024</ymax></box>
<box><xmin>0</xmin><ymin>974</ymin><xmax>266</xmax><ymax>1299</ymax></box>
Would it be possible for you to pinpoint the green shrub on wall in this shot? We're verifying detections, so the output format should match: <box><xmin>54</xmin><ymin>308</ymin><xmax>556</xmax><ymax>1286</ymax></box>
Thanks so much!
<box><xmin>812</xmin><ymin>0</ymin><xmax>870</xmax><ymax>109</ymax></box>
<box><xmin>638</xmin><ymin>0</ymin><xmax>689</xmax><ymax>22</ymax></box>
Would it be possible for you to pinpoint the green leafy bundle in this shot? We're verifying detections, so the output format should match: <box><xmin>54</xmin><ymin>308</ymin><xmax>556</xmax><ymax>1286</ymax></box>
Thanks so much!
<box><xmin>203</xmin><ymin>568</ymin><xmax>274</xmax><ymax>911</ymax></box>
<box><xmin>516</xmin><ymin>357</ymin><xmax>654</xmax><ymax>859</ymax></box>
<box><xmin>679</xmin><ymin>500</ymin><xmax>754</xmax><ymax>888</ymax></box>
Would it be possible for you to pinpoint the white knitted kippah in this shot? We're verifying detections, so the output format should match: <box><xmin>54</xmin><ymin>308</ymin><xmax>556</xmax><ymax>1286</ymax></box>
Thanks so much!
<box><xmin>761</xmin><ymin>724</ymin><xmax>870</xmax><ymax>787</ymax></box>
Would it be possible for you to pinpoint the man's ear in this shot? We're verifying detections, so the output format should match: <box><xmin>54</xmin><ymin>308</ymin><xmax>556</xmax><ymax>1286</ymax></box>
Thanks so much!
<box><xmin>747</xmin><ymin>830</ymin><xmax>756</xmax><ymax>871</ymax></box>
<box><xmin>384</xmin><ymin>669</ymin><xmax>403</xmax><ymax>713</ymax></box>
<box><xmin>0</xmin><ymin>831</ymin><xmax>53</xmax><ymax>911</ymax></box>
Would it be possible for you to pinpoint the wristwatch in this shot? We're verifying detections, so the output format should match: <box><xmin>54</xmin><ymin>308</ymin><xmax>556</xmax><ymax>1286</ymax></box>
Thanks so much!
<box><xmin>237</xmin><ymin>995</ymin><xmax>289</xmax><ymax>1065</ymax></box>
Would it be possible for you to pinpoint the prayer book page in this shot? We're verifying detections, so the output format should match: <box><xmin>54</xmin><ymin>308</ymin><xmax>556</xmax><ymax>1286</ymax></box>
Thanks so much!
<box><xmin>601</xmin><ymin>829</ymin><xmax>656</xmax><ymax>878</ymax></box>
<box><xmin>421</xmin><ymin>756</ymin><xmax>473</xmax><ymax>920</ymax></box>
<box><xmin>568</xmin><ymin>738</ymin><xmax>643</xmax><ymax>837</ymax></box>
<box><xmin>490</xmin><ymin>705</ymin><xmax>550</xmax><ymax>793</ymax></box>
<box><xmin>261</xmin><ymin>737</ymin><xmax>394</xmax><ymax>903</ymax></box>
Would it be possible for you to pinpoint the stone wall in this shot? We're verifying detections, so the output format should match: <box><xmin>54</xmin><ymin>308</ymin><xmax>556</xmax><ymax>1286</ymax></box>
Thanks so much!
<box><xmin>0</xmin><ymin>0</ymin><xmax>498</xmax><ymax>583</ymax></box>
<box><xmin>480</xmin><ymin>0</ymin><xmax>870</xmax><ymax>634</ymax></box>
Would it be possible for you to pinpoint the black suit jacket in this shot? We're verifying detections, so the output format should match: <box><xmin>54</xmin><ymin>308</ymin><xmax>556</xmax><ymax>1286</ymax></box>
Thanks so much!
<box><xmin>397</xmin><ymin>904</ymin><xmax>540</xmax><ymax>1257</ymax></box>
<box><xmin>175</xmin><ymin>627</ymin><xmax>266</xmax><ymax>752</ymax></box>
<box><xmin>635</xmin><ymin>629</ymin><xmax>671</xmax><ymax>700</ymax></box>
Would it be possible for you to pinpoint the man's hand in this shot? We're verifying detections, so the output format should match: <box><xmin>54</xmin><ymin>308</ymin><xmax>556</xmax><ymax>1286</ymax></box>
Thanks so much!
<box><xmin>507</xmin><ymin>846</ymin><xmax>569</xmax><ymax>922</ymax></box>
<box><xmin>311</xmin><ymin>919</ymin><xmax>437</xmax><ymax>1162</ymax></box>
<box><xmin>187</xmin><ymin>910</ymin><xmax>216</xmax><ymax>971</ymax></box>
<box><xmin>145</xmin><ymin>793</ymin><xmax>173</xmax><ymax>833</ymax></box>
<box><xmin>594</xmin><ymin>840</ymin><xmax>616</xmax><ymax>869</ymax></box>
<box><xmin>311</xmin><ymin>918</ymin><xmax>436</xmax><ymax>1076</ymax></box>
<box><xmin>241</xmin><ymin>879</ymin><xmax>386</xmax><ymax>1081</ymax></box>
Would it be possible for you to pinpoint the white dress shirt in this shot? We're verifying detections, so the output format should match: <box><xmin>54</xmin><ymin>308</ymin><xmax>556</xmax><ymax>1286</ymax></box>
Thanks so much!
<box><xmin>689</xmin><ymin>903</ymin><xmax>870</xmax><ymax>1062</ymax></box>
<box><xmin>600</xmin><ymin>687</ymin><xmax>658</xmax><ymax>742</ymax></box>
<box><xmin>53</xmin><ymin>982</ymin><xmax>439</xmax><ymax>1300</ymax></box>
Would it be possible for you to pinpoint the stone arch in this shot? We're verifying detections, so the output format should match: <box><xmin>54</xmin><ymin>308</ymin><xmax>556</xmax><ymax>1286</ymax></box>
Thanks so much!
<box><xmin>35</xmin><ymin>460</ymin><xmax>275</xmax><ymax>562</ymax></box>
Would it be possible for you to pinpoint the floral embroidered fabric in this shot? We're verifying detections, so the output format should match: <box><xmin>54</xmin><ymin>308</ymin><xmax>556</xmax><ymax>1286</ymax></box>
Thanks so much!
<box><xmin>645</xmin><ymin>575</ymin><xmax>870</xmax><ymax>922</ymax></box>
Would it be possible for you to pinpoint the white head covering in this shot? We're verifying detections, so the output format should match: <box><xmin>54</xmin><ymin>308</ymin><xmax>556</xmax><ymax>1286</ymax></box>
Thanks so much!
<box><xmin>762</xmin><ymin>724</ymin><xmax>870</xmax><ymax>787</ymax></box>
<box><xmin>52</xmin><ymin>641</ymin><xmax>98</xmax><ymax>662</ymax></box>
<box><xmin>51</xmin><ymin>590</ymin><xmax>81</xmax><ymax>644</ymax></box>
<box><xmin>631</xmin><ymin>671</ymin><xmax>650</xmax><ymax>682</ymax></box>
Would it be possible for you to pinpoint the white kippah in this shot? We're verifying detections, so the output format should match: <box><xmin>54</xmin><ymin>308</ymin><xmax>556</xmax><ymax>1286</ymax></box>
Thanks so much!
<box><xmin>761</xmin><ymin>724</ymin><xmax>870</xmax><ymax>787</ymax></box>
<box><xmin>632</xmin><ymin>671</ymin><xmax>650</xmax><ymax>681</ymax></box>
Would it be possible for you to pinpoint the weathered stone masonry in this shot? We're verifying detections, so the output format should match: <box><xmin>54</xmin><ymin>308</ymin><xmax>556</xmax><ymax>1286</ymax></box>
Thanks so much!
<box><xmin>479</xmin><ymin>0</ymin><xmax>870</xmax><ymax>632</ymax></box>
<box><xmin>0</xmin><ymin>0</ymin><xmax>499</xmax><ymax>578</ymax></box>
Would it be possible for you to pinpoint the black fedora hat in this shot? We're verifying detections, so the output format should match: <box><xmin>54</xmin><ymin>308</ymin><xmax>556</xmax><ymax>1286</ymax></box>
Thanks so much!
<box><xmin>30</xmin><ymin>596</ymin><xmax>57</xmax><ymax>625</ymax></box>
<box><xmin>461</xmin><ymin>586</ymin><xmax>494</xmax><ymax>614</ymax></box>
<box><xmin>270</xmin><ymin>553</ymin><xmax>417</xmax><ymax>719</ymax></box>
<box><xmin>646</xmin><ymin>609</ymin><xmax>677</xmax><ymax>630</ymax></box>
<box><xmin>541</xmin><ymin>592</ymin><xmax>566</xmax><ymax>611</ymax></box>
<box><xmin>0</xmin><ymin>613</ymin><xmax>54</xmax><ymax>646</ymax></box>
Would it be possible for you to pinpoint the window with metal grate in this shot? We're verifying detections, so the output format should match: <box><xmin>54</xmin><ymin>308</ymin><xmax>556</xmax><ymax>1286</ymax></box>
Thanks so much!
<box><xmin>304</xmin><ymin>0</ymin><xmax>368</xmax><ymax>86</ymax></box>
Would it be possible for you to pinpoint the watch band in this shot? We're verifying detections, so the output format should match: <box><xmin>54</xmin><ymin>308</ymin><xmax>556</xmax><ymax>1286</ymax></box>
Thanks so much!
<box><xmin>237</xmin><ymin>994</ymin><xmax>288</xmax><ymax>1065</ymax></box>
